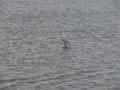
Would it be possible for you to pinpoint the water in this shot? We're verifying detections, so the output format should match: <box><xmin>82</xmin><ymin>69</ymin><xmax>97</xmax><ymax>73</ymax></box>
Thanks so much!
<box><xmin>0</xmin><ymin>0</ymin><xmax>120</xmax><ymax>90</ymax></box>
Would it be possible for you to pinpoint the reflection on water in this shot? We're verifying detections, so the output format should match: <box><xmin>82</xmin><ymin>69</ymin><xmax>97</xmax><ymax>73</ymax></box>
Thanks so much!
<box><xmin>0</xmin><ymin>0</ymin><xmax>120</xmax><ymax>90</ymax></box>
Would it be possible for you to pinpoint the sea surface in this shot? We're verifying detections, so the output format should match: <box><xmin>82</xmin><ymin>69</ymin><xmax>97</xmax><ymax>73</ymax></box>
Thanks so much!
<box><xmin>0</xmin><ymin>0</ymin><xmax>120</xmax><ymax>90</ymax></box>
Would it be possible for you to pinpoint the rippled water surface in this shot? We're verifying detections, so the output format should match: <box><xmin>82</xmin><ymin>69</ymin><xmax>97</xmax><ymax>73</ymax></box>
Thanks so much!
<box><xmin>0</xmin><ymin>0</ymin><xmax>120</xmax><ymax>90</ymax></box>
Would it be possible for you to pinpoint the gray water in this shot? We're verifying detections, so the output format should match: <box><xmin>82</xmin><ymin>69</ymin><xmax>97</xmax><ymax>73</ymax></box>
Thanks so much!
<box><xmin>0</xmin><ymin>0</ymin><xmax>120</xmax><ymax>90</ymax></box>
